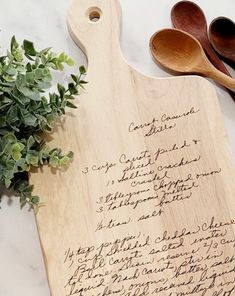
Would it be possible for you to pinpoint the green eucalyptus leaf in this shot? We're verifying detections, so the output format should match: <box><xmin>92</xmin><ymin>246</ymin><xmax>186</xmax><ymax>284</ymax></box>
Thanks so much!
<box><xmin>23</xmin><ymin>113</ymin><xmax>37</xmax><ymax>126</ymax></box>
<box><xmin>11</xmin><ymin>36</ymin><xmax>19</xmax><ymax>52</ymax></box>
<box><xmin>0</xmin><ymin>37</ymin><xmax>87</xmax><ymax>209</ymax></box>
<box><xmin>79</xmin><ymin>80</ymin><xmax>88</xmax><ymax>85</ymax></box>
<box><xmin>71</xmin><ymin>74</ymin><xmax>78</xmax><ymax>83</ymax></box>
<box><xmin>79</xmin><ymin>65</ymin><xmax>86</xmax><ymax>75</ymax></box>
<box><xmin>23</xmin><ymin>40</ymin><xmax>37</xmax><ymax>56</ymax></box>
<box><xmin>68</xmin><ymin>82</ymin><xmax>78</xmax><ymax>95</ymax></box>
<box><xmin>12</xmin><ymin>150</ymin><xmax>22</xmax><ymax>161</ymax></box>
<box><xmin>31</xmin><ymin>196</ymin><xmax>39</xmax><ymax>204</ymax></box>
<box><xmin>66</xmin><ymin>101</ymin><xmax>77</xmax><ymax>109</ymax></box>
<box><xmin>26</xmin><ymin>152</ymin><xmax>39</xmax><ymax>166</ymax></box>
<box><xmin>57</xmin><ymin>83</ymin><xmax>65</xmax><ymax>97</ymax></box>
<box><xmin>27</xmin><ymin>136</ymin><xmax>35</xmax><ymax>150</ymax></box>
<box><xmin>66</xmin><ymin>57</ymin><xmax>75</xmax><ymax>66</ymax></box>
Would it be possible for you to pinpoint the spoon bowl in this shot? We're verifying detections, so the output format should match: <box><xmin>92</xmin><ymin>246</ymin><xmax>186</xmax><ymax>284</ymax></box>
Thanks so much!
<box><xmin>209</xmin><ymin>17</ymin><xmax>235</xmax><ymax>64</ymax></box>
<box><xmin>171</xmin><ymin>1</ymin><xmax>207</xmax><ymax>41</ymax></box>
<box><xmin>150</xmin><ymin>28</ymin><xmax>235</xmax><ymax>91</ymax></box>
<box><xmin>171</xmin><ymin>1</ymin><xmax>235</xmax><ymax>99</ymax></box>
<box><xmin>150</xmin><ymin>29</ymin><xmax>203</xmax><ymax>74</ymax></box>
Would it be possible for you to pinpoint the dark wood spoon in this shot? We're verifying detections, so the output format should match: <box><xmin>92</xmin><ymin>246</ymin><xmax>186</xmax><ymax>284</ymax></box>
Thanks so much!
<box><xmin>209</xmin><ymin>17</ymin><xmax>235</xmax><ymax>65</ymax></box>
<box><xmin>171</xmin><ymin>1</ymin><xmax>235</xmax><ymax>100</ymax></box>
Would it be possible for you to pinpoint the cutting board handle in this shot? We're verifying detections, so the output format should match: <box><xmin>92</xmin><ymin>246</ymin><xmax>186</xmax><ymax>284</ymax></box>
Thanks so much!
<box><xmin>68</xmin><ymin>0</ymin><xmax>123</xmax><ymax>69</ymax></box>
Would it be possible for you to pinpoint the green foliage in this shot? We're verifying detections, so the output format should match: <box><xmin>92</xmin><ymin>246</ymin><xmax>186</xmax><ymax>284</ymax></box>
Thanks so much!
<box><xmin>0</xmin><ymin>36</ymin><xmax>86</xmax><ymax>209</ymax></box>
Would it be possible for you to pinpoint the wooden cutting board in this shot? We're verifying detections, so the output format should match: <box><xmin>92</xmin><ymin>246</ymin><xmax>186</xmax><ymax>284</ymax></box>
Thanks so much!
<box><xmin>31</xmin><ymin>0</ymin><xmax>235</xmax><ymax>295</ymax></box>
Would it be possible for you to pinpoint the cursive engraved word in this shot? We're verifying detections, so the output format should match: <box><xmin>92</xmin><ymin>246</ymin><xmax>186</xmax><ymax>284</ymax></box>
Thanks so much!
<box><xmin>128</xmin><ymin>107</ymin><xmax>200</xmax><ymax>137</ymax></box>
<box><xmin>63</xmin><ymin>216</ymin><xmax>235</xmax><ymax>296</ymax></box>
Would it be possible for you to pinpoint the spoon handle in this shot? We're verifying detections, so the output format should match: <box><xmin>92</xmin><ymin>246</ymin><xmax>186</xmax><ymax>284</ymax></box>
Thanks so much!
<box><xmin>203</xmin><ymin>41</ymin><xmax>235</xmax><ymax>100</ymax></box>
<box><xmin>206</xmin><ymin>65</ymin><xmax>235</xmax><ymax>92</ymax></box>
<box><xmin>204</xmin><ymin>41</ymin><xmax>231</xmax><ymax>77</ymax></box>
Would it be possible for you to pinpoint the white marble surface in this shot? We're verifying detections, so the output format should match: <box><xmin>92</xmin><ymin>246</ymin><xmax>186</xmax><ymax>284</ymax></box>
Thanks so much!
<box><xmin>0</xmin><ymin>0</ymin><xmax>234</xmax><ymax>295</ymax></box>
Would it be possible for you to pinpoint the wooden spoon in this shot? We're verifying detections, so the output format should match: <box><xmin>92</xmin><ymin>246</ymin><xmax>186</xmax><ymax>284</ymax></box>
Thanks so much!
<box><xmin>171</xmin><ymin>1</ymin><xmax>229</xmax><ymax>74</ymax></box>
<box><xmin>171</xmin><ymin>1</ymin><xmax>235</xmax><ymax>99</ymax></box>
<box><xmin>209</xmin><ymin>17</ymin><xmax>235</xmax><ymax>64</ymax></box>
<box><xmin>149</xmin><ymin>29</ymin><xmax>235</xmax><ymax>91</ymax></box>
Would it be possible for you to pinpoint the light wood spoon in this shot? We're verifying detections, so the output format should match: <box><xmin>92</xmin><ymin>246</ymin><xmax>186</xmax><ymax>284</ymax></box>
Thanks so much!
<box><xmin>209</xmin><ymin>17</ymin><xmax>235</xmax><ymax>65</ymax></box>
<box><xmin>149</xmin><ymin>28</ymin><xmax>235</xmax><ymax>92</ymax></box>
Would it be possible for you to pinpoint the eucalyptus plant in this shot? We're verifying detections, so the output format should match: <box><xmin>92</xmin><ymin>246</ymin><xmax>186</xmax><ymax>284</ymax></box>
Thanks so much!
<box><xmin>0</xmin><ymin>36</ymin><xmax>86</xmax><ymax>209</ymax></box>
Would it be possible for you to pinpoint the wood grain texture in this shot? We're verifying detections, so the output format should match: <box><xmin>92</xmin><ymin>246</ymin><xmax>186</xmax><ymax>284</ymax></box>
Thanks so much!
<box><xmin>31</xmin><ymin>1</ymin><xmax>235</xmax><ymax>295</ymax></box>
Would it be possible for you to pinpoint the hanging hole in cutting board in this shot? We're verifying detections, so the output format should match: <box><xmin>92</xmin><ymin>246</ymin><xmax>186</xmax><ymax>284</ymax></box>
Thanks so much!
<box><xmin>88</xmin><ymin>7</ymin><xmax>102</xmax><ymax>23</ymax></box>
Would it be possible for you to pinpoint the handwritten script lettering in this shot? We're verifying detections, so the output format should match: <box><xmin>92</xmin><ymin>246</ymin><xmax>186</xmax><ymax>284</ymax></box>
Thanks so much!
<box><xmin>128</xmin><ymin>107</ymin><xmax>200</xmax><ymax>137</ymax></box>
<box><xmin>64</xmin><ymin>217</ymin><xmax>235</xmax><ymax>295</ymax></box>
<box><xmin>91</xmin><ymin>137</ymin><xmax>220</xmax><ymax>225</ymax></box>
<box><xmin>63</xmin><ymin>106</ymin><xmax>234</xmax><ymax>295</ymax></box>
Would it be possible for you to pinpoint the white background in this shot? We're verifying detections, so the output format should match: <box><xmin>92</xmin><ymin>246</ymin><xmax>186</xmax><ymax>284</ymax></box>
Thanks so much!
<box><xmin>0</xmin><ymin>0</ymin><xmax>234</xmax><ymax>295</ymax></box>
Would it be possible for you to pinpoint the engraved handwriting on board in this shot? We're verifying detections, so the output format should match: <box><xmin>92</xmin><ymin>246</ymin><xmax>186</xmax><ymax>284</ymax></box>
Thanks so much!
<box><xmin>63</xmin><ymin>106</ymin><xmax>235</xmax><ymax>295</ymax></box>
<box><xmin>64</xmin><ymin>218</ymin><xmax>235</xmax><ymax>296</ymax></box>
<box><xmin>128</xmin><ymin>107</ymin><xmax>199</xmax><ymax>137</ymax></box>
